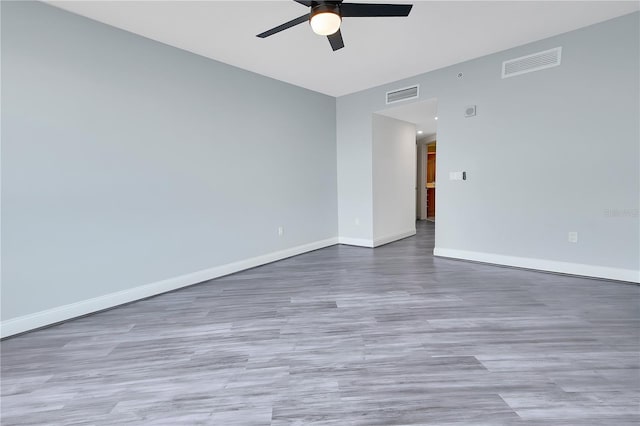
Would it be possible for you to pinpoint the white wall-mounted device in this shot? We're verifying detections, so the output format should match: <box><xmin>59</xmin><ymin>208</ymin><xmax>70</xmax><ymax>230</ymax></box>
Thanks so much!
<box><xmin>464</xmin><ymin>105</ymin><xmax>476</xmax><ymax>117</ymax></box>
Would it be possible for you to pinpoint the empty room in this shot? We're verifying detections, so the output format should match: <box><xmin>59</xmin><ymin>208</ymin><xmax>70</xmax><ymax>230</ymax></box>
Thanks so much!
<box><xmin>1</xmin><ymin>1</ymin><xmax>639</xmax><ymax>424</ymax></box>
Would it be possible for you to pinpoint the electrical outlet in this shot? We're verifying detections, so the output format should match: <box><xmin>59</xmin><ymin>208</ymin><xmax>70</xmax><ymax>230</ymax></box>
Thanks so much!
<box><xmin>278</xmin><ymin>226</ymin><xmax>284</xmax><ymax>237</ymax></box>
<box><xmin>568</xmin><ymin>232</ymin><xmax>578</xmax><ymax>243</ymax></box>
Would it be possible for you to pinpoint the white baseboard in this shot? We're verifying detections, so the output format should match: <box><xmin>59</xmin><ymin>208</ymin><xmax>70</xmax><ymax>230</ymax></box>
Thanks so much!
<box><xmin>433</xmin><ymin>247</ymin><xmax>640</xmax><ymax>283</ymax></box>
<box><xmin>338</xmin><ymin>237</ymin><xmax>374</xmax><ymax>248</ymax></box>
<box><xmin>337</xmin><ymin>230</ymin><xmax>417</xmax><ymax>248</ymax></box>
<box><xmin>1</xmin><ymin>237</ymin><xmax>339</xmax><ymax>339</ymax></box>
<box><xmin>373</xmin><ymin>229</ymin><xmax>416</xmax><ymax>248</ymax></box>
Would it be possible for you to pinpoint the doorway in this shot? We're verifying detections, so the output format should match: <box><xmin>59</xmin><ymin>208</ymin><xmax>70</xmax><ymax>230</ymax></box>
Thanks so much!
<box><xmin>375</xmin><ymin>98</ymin><xmax>438</xmax><ymax>222</ymax></box>
<box><xmin>416</xmin><ymin>134</ymin><xmax>437</xmax><ymax>221</ymax></box>
<box><xmin>374</xmin><ymin>98</ymin><xmax>438</xmax><ymax>239</ymax></box>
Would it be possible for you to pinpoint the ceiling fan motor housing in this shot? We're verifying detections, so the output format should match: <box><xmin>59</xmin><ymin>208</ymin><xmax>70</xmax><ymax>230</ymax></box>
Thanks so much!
<box><xmin>310</xmin><ymin>3</ymin><xmax>341</xmax><ymax>18</ymax></box>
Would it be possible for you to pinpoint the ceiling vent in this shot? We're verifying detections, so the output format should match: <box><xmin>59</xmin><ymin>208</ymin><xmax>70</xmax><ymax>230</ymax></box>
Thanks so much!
<box><xmin>502</xmin><ymin>47</ymin><xmax>562</xmax><ymax>79</ymax></box>
<box><xmin>386</xmin><ymin>85</ymin><xmax>419</xmax><ymax>104</ymax></box>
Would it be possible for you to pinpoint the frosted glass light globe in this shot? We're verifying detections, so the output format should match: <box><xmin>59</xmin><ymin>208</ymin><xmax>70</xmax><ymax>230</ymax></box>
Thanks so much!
<box><xmin>310</xmin><ymin>12</ymin><xmax>341</xmax><ymax>36</ymax></box>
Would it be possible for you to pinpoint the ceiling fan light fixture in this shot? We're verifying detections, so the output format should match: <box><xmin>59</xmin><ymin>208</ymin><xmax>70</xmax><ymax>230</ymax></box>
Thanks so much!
<box><xmin>257</xmin><ymin>1</ymin><xmax>413</xmax><ymax>51</ymax></box>
<box><xmin>309</xmin><ymin>6</ymin><xmax>341</xmax><ymax>36</ymax></box>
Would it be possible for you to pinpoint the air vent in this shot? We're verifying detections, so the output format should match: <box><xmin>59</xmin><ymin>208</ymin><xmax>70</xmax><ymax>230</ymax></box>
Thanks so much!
<box><xmin>502</xmin><ymin>47</ymin><xmax>562</xmax><ymax>79</ymax></box>
<box><xmin>386</xmin><ymin>85</ymin><xmax>419</xmax><ymax>104</ymax></box>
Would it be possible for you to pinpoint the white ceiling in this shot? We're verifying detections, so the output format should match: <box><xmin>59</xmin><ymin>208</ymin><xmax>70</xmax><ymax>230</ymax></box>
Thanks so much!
<box><xmin>377</xmin><ymin>98</ymin><xmax>438</xmax><ymax>140</ymax></box>
<box><xmin>47</xmin><ymin>1</ymin><xmax>639</xmax><ymax>97</ymax></box>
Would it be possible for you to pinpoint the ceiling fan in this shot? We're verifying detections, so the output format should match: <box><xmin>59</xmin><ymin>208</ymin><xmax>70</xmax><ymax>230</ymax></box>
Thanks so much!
<box><xmin>257</xmin><ymin>1</ymin><xmax>413</xmax><ymax>51</ymax></box>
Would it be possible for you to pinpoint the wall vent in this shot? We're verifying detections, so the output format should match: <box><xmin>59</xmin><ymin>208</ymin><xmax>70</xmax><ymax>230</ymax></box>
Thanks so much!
<box><xmin>386</xmin><ymin>85</ymin><xmax>419</xmax><ymax>104</ymax></box>
<box><xmin>502</xmin><ymin>47</ymin><xmax>562</xmax><ymax>79</ymax></box>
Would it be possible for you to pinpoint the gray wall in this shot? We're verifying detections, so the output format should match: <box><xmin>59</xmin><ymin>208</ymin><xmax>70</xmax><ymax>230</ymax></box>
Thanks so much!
<box><xmin>337</xmin><ymin>12</ymin><xmax>639</xmax><ymax>277</ymax></box>
<box><xmin>2</xmin><ymin>3</ymin><xmax>638</xmax><ymax>325</ymax></box>
<box><xmin>1</xmin><ymin>1</ymin><xmax>338</xmax><ymax>321</ymax></box>
<box><xmin>372</xmin><ymin>114</ymin><xmax>416</xmax><ymax>244</ymax></box>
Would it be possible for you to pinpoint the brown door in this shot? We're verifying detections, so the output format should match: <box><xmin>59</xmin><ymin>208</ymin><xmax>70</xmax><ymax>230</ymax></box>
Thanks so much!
<box><xmin>426</xmin><ymin>145</ymin><xmax>436</xmax><ymax>218</ymax></box>
<box><xmin>427</xmin><ymin>188</ymin><xmax>436</xmax><ymax>217</ymax></box>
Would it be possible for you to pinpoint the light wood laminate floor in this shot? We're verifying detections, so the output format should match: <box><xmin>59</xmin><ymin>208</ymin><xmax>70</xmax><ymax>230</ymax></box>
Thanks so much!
<box><xmin>2</xmin><ymin>221</ymin><xmax>639</xmax><ymax>425</ymax></box>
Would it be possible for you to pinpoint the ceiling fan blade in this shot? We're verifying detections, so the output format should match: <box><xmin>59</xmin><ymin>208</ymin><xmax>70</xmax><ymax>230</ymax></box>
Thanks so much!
<box><xmin>293</xmin><ymin>0</ymin><xmax>313</xmax><ymax>6</ymax></box>
<box><xmin>340</xmin><ymin>3</ymin><xmax>412</xmax><ymax>17</ymax></box>
<box><xmin>327</xmin><ymin>29</ymin><xmax>345</xmax><ymax>51</ymax></box>
<box><xmin>257</xmin><ymin>14</ymin><xmax>310</xmax><ymax>38</ymax></box>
